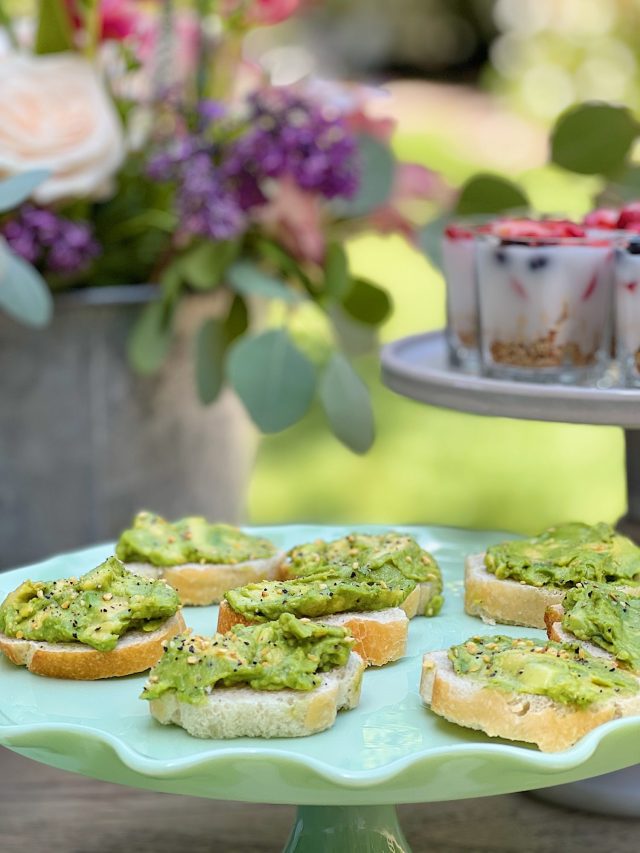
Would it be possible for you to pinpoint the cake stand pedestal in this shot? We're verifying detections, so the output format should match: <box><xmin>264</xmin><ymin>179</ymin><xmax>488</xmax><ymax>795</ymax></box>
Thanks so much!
<box><xmin>382</xmin><ymin>331</ymin><xmax>640</xmax><ymax>539</ymax></box>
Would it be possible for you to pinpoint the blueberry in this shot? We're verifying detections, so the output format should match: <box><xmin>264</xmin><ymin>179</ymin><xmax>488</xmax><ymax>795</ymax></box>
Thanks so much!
<box><xmin>529</xmin><ymin>255</ymin><xmax>549</xmax><ymax>271</ymax></box>
<box><xmin>627</xmin><ymin>237</ymin><xmax>640</xmax><ymax>255</ymax></box>
<box><xmin>495</xmin><ymin>249</ymin><xmax>507</xmax><ymax>264</ymax></box>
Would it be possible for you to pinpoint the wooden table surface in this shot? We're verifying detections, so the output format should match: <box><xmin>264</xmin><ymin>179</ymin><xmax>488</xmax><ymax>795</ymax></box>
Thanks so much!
<box><xmin>2</xmin><ymin>747</ymin><xmax>639</xmax><ymax>852</ymax></box>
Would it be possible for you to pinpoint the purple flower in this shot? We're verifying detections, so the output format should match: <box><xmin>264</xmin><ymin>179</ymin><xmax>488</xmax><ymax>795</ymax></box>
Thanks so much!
<box><xmin>224</xmin><ymin>89</ymin><xmax>360</xmax><ymax>203</ymax></box>
<box><xmin>2</xmin><ymin>206</ymin><xmax>100</xmax><ymax>276</ymax></box>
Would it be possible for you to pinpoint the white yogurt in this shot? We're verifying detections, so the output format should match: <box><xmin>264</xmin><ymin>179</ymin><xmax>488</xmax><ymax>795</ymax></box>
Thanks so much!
<box><xmin>442</xmin><ymin>232</ymin><xmax>478</xmax><ymax>367</ymax></box>
<box><xmin>614</xmin><ymin>248</ymin><xmax>640</xmax><ymax>385</ymax></box>
<box><xmin>476</xmin><ymin>235</ymin><xmax>614</xmax><ymax>381</ymax></box>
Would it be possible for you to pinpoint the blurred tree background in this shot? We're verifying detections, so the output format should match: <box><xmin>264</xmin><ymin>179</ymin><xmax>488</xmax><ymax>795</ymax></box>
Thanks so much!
<box><xmin>249</xmin><ymin>0</ymin><xmax>632</xmax><ymax>533</ymax></box>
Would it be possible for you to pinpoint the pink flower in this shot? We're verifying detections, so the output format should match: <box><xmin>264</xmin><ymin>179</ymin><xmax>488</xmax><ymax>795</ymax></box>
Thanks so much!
<box><xmin>370</xmin><ymin>163</ymin><xmax>453</xmax><ymax>242</ymax></box>
<box><xmin>221</xmin><ymin>0</ymin><xmax>302</xmax><ymax>26</ymax></box>
<box><xmin>64</xmin><ymin>0</ymin><xmax>139</xmax><ymax>42</ymax></box>
<box><xmin>258</xmin><ymin>177</ymin><xmax>325</xmax><ymax>263</ymax></box>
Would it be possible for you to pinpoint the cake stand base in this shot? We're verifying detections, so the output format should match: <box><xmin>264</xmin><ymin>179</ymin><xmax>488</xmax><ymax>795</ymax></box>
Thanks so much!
<box><xmin>283</xmin><ymin>805</ymin><xmax>411</xmax><ymax>852</ymax></box>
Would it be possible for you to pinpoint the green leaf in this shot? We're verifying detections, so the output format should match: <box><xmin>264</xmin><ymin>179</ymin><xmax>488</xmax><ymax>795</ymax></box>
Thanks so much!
<box><xmin>127</xmin><ymin>300</ymin><xmax>173</xmax><ymax>375</ymax></box>
<box><xmin>551</xmin><ymin>102</ymin><xmax>638</xmax><ymax>176</ymax></box>
<box><xmin>0</xmin><ymin>170</ymin><xmax>50</xmax><ymax>213</ymax></box>
<box><xmin>342</xmin><ymin>278</ymin><xmax>392</xmax><ymax>326</ymax></box>
<box><xmin>456</xmin><ymin>174</ymin><xmax>528</xmax><ymax>216</ymax></box>
<box><xmin>195</xmin><ymin>318</ymin><xmax>226</xmax><ymax>405</ymax></box>
<box><xmin>180</xmin><ymin>241</ymin><xmax>239</xmax><ymax>291</ymax></box>
<box><xmin>335</xmin><ymin>134</ymin><xmax>395</xmax><ymax>218</ymax></box>
<box><xmin>323</xmin><ymin>242</ymin><xmax>350</xmax><ymax>300</ymax></box>
<box><xmin>227</xmin><ymin>261</ymin><xmax>301</xmax><ymax>303</ymax></box>
<box><xmin>226</xmin><ymin>294</ymin><xmax>249</xmax><ymax>340</ymax></box>
<box><xmin>416</xmin><ymin>215</ymin><xmax>448</xmax><ymax>271</ymax></box>
<box><xmin>194</xmin><ymin>297</ymin><xmax>248</xmax><ymax>406</ymax></box>
<box><xmin>0</xmin><ymin>253</ymin><xmax>52</xmax><ymax>327</ymax></box>
<box><xmin>227</xmin><ymin>329</ymin><xmax>316</xmax><ymax>432</ymax></box>
<box><xmin>330</xmin><ymin>305</ymin><xmax>378</xmax><ymax>357</ymax></box>
<box><xmin>319</xmin><ymin>354</ymin><xmax>374</xmax><ymax>454</ymax></box>
<box><xmin>35</xmin><ymin>0</ymin><xmax>74</xmax><ymax>54</ymax></box>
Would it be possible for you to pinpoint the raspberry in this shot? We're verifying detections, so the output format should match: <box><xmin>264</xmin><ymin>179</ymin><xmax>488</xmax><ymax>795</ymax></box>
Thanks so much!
<box><xmin>618</xmin><ymin>203</ymin><xmax>640</xmax><ymax>229</ymax></box>
<box><xmin>583</xmin><ymin>208</ymin><xmax>619</xmax><ymax>229</ymax></box>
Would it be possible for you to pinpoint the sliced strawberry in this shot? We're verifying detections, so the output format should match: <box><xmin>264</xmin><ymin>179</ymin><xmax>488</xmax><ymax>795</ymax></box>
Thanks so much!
<box><xmin>444</xmin><ymin>224</ymin><xmax>475</xmax><ymax>240</ymax></box>
<box><xmin>494</xmin><ymin>218</ymin><xmax>585</xmax><ymax>239</ymax></box>
<box><xmin>582</xmin><ymin>274</ymin><xmax>598</xmax><ymax>301</ymax></box>
<box><xmin>509</xmin><ymin>277</ymin><xmax>528</xmax><ymax>299</ymax></box>
<box><xmin>618</xmin><ymin>203</ymin><xmax>640</xmax><ymax>229</ymax></box>
<box><xmin>583</xmin><ymin>208</ymin><xmax>619</xmax><ymax>229</ymax></box>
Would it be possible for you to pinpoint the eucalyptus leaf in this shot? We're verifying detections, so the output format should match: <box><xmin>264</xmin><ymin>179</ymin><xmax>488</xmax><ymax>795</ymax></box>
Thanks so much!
<box><xmin>0</xmin><ymin>253</ymin><xmax>52</xmax><ymax>327</ymax></box>
<box><xmin>181</xmin><ymin>241</ymin><xmax>239</xmax><ymax>291</ymax></box>
<box><xmin>127</xmin><ymin>300</ymin><xmax>173</xmax><ymax>375</ymax></box>
<box><xmin>35</xmin><ymin>0</ymin><xmax>74</xmax><ymax>54</ymax></box>
<box><xmin>194</xmin><ymin>297</ymin><xmax>248</xmax><ymax>406</ymax></box>
<box><xmin>227</xmin><ymin>329</ymin><xmax>316</xmax><ymax>432</ymax></box>
<box><xmin>330</xmin><ymin>305</ymin><xmax>378</xmax><ymax>357</ymax></box>
<box><xmin>334</xmin><ymin>134</ymin><xmax>395</xmax><ymax>218</ymax></box>
<box><xmin>416</xmin><ymin>215</ymin><xmax>449</xmax><ymax>271</ymax></box>
<box><xmin>319</xmin><ymin>354</ymin><xmax>374</xmax><ymax>454</ymax></box>
<box><xmin>227</xmin><ymin>260</ymin><xmax>301</xmax><ymax>303</ymax></box>
<box><xmin>551</xmin><ymin>102</ymin><xmax>638</xmax><ymax>176</ymax></box>
<box><xmin>196</xmin><ymin>318</ymin><xmax>226</xmax><ymax>405</ymax></box>
<box><xmin>0</xmin><ymin>170</ymin><xmax>50</xmax><ymax>213</ymax></box>
<box><xmin>324</xmin><ymin>242</ymin><xmax>350</xmax><ymax>301</ymax></box>
<box><xmin>456</xmin><ymin>174</ymin><xmax>528</xmax><ymax>216</ymax></box>
<box><xmin>342</xmin><ymin>278</ymin><xmax>392</xmax><ymax>326</ymax></box>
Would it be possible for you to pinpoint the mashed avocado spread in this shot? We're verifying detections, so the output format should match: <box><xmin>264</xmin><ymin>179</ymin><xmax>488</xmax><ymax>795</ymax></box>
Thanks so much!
<box><xmin>225</xmin><ymin>570</ymin><xmax>409</xmax><ymax>621</ymax></box>
<box><xmin>485</xmin><ymin>522</ymin><xmax>640</xmax><ymax>588</ymax></box>
<box><xmin>449</xmin><ymin>635</ymin><xmax>638</xmax><ymax>707</ymax></box>
<box><xmin>287</xmin><ymin>532</ymin><xmax>443</xmax><ymax>616</ymax></box>
<box><xmin>141</xmin><ymin>613</ymin><xmax>353</xmax><ymax>703</ymax></box>
<box><xmin>0</xmin><ymin>557</ymin><xmax>180</xmax><ymax>652</ymax></box>
<box><xmin>562</xmin><ymin>584</ymin><xmax>640</xmax><ymax>671</ymax></box>
<box><xmin>115</xmin><ymin>511</ymin><xmax>277</xmax><ymax>567</ymax></box>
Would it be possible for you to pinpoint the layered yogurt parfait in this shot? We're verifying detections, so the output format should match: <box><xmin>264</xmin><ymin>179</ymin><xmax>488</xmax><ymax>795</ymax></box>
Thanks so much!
<box><xmin>614</xmin><ymin>235</ymin><xmax>640</xmax><ymax>386</ymax></box>
<box><xmin>476</xmin><ymin>219</ymin><xmax>615</xmax><ymax>382</ymax></box>
<box><xmin>442</xmin><ymin>222</ymin><xmax>489</xmax><ymax>368</ymax></box>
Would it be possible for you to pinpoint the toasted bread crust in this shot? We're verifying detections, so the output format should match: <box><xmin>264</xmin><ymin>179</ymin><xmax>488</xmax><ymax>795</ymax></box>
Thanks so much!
<box><xmin>544</xmin><ymin>604</ymin><xmax>629</xmax><ymax>666</ymax></box>
<box><xmin>148</xmin><ymin>651</ymin><xmax>365</xmax><ymax>738</ymax></box>
<box><xmin>464</xmin><ymin>553</ymin><xmax>566</xmax><ymax>629</ymax></box>
<box><xmin>216</xmin><ymin>600</ymin><xmax>408</xmax><ymax>667</ymax></box>
<box><xmin>420</xmin><ymin>649</ymin><xmax>640</xmax><ymax>752</ymax></box>
<box><xmin>0</xmin><ymin>612</ymin><xmax>186</xmax><ymax>680</ymax></box>
<box><xmin>125</xmin><ymin>552</ymin><xmax>285</xmax><ymax>606</ymax></box>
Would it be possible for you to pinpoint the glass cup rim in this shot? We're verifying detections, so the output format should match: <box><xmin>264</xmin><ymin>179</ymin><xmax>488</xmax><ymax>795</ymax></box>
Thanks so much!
<box><xmin>475</xmin><ymin>232</ymin><xmax>622</xmax><ymax>248</ymax></box>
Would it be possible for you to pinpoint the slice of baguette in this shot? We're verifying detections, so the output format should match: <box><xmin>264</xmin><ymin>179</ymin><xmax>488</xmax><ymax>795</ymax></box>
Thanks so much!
<box><xmin>420</xmin><ymin>648</ymin><xmax>640</xmax><ymax>752</ymax></box>
<box><xmin>544</xmin><ymin>605</ymin><xmax>627</xmax><ymax>666</ymax></box>
<box><xmin>464</xmin><ymin>553</ymin><xmax>567</xmax><ymax>629</ymax></box>
<box><xmin>0</xmin><ymin>612</ymin><xmax>186</xmax><ymax>680</ymax></box>
<box><xmin>216</xmin><ymin>599</ymin><xmax>408</xmax><ymax>667</ymax></box>
<box><xmin>124</xmin><ymin>552</ymin><xmax>286</xmax><ymax>606</ymax></box>
<box><xmin>149</xmin><ymin>650</ymin><xmax>365</xmax><ymax>738</ymax></box>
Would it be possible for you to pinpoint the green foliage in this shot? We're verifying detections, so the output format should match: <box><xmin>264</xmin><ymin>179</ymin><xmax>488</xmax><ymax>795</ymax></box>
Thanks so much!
<box><xmin>550</xmin><ymin>103</ymin><xmax>638</xmax><ymax>177</ymax></box>
<box><xmin>456</xmin><ymin>173</ymin><xmax>529</xmax><ymax>216</ymax></box>
<box><xmin>323</xmin><ymin>242</ymin><xmax>350</xmax><ymax>300</ymax></box>
<box><xmin>228</xmin><ymin>260</ymin><xmax>302</xmax><ymax>303</ymax></box>
<box><xmin>180</xmin><ymin>240</ymin><xmax>240</xmax><ymax>291</ymax></box>
<box><xmin>227</xmin><ymin>329</ymin><xmax>316</xmax><ymax>432</ymax></box>
<box><xmin>127</xmin><ymin>300</ymin><xmax>173</xmax><ymax>375</ymax></box>
<box><xmin>335</xmin><ymin>134</ymin><xmax>395</xmax><ymax>218</ymax></box>
<box><xmin>195</xmin><ymin>295</ymin><xmax>248</xmax><ymax>405</ymax></box>
<box><xmin>35</xmin><ymin>0</ymin><xmax>74</xmax><ymax>54</ymax></box>
<box><xmin>0</xmin><ymin>253</ymin><xmax>52</xmax><ymax>327</ymax></box>
<box><xmin>342</xmin><ymin>278</ymin><xmax>392</xmax><ymax>326</ymax></box>
<box><xmin>319</xmin><ymin>354</ymin><xmax>374</xmax><ymax>454</ymax></box>
<box><xmin>0</xmin><ymin>171</ymin><xmax>50</xmax><ymax>214</ymax></box>
<box><xmin>416</xmin><ymin>214</ymin><xmax>448</xmax><ymax>271</ymax></box>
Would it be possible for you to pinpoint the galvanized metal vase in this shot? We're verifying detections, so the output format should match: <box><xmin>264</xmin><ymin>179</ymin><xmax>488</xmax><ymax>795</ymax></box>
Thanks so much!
<box><xmin>0</xmin><ymin>286</ymin><xmax>255</xmax><ymax>569</ymax></box>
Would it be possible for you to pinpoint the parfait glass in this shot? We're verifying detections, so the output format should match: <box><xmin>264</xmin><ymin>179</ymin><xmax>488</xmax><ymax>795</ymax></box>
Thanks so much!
<box><xmin>614</xmin><ymin>236</ymin><xmax>640</xmax><ymax>387</ymax></box>
<box><xmin>476</xmin><ymin>232</ymin><xmax>616</xmax><ymax>383</ymax></box>
<box><xmin>442</xmin><ymin>222</ymin><xmax>489</xmax><ymax>370</ymax></box>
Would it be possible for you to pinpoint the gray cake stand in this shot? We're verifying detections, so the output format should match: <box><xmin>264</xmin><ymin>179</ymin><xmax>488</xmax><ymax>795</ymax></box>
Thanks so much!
<box><xmin>381</xmin><ymin>330</ymin><xmax>640</xmax><ymax>540</ymax></box>
<box><xmin>381</xmin><ymin>329</ymin><xmax>640</xmax><ymax>815</ymax></box>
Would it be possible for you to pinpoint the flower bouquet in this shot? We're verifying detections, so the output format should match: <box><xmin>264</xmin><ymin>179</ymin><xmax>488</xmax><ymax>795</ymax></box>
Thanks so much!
<box><xmin>0</xmin><ymin>0</ymin><xmax>443</xmax><ymax>452</ymax></box>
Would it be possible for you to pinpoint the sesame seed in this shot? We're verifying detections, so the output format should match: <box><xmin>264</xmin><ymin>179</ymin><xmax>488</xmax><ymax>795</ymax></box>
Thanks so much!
<box><xmin>102</xmin><ymin>593</ymin><xmax>113</xmax><ymax>601</ymax></box>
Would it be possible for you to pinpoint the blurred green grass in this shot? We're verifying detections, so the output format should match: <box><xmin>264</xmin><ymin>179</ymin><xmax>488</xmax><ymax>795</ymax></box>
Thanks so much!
<box><xmin>249</xmin><ymin>129</ymin><xmax>626</xmax><ymax>534</ymax></box>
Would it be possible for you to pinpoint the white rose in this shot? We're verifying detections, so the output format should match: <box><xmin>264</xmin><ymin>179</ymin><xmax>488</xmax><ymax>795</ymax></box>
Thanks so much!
<box><xmin>0</xmin><ymin>52</ymin><xmax>125</xmax><ymax>204</ymax></box>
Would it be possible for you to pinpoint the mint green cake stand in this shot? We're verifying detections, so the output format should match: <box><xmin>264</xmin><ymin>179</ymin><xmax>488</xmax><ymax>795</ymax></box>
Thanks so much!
<box><xmin>3</xmin><ymin>525</ymin><xmax>640</xmax><ymax>852</ymax></box>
